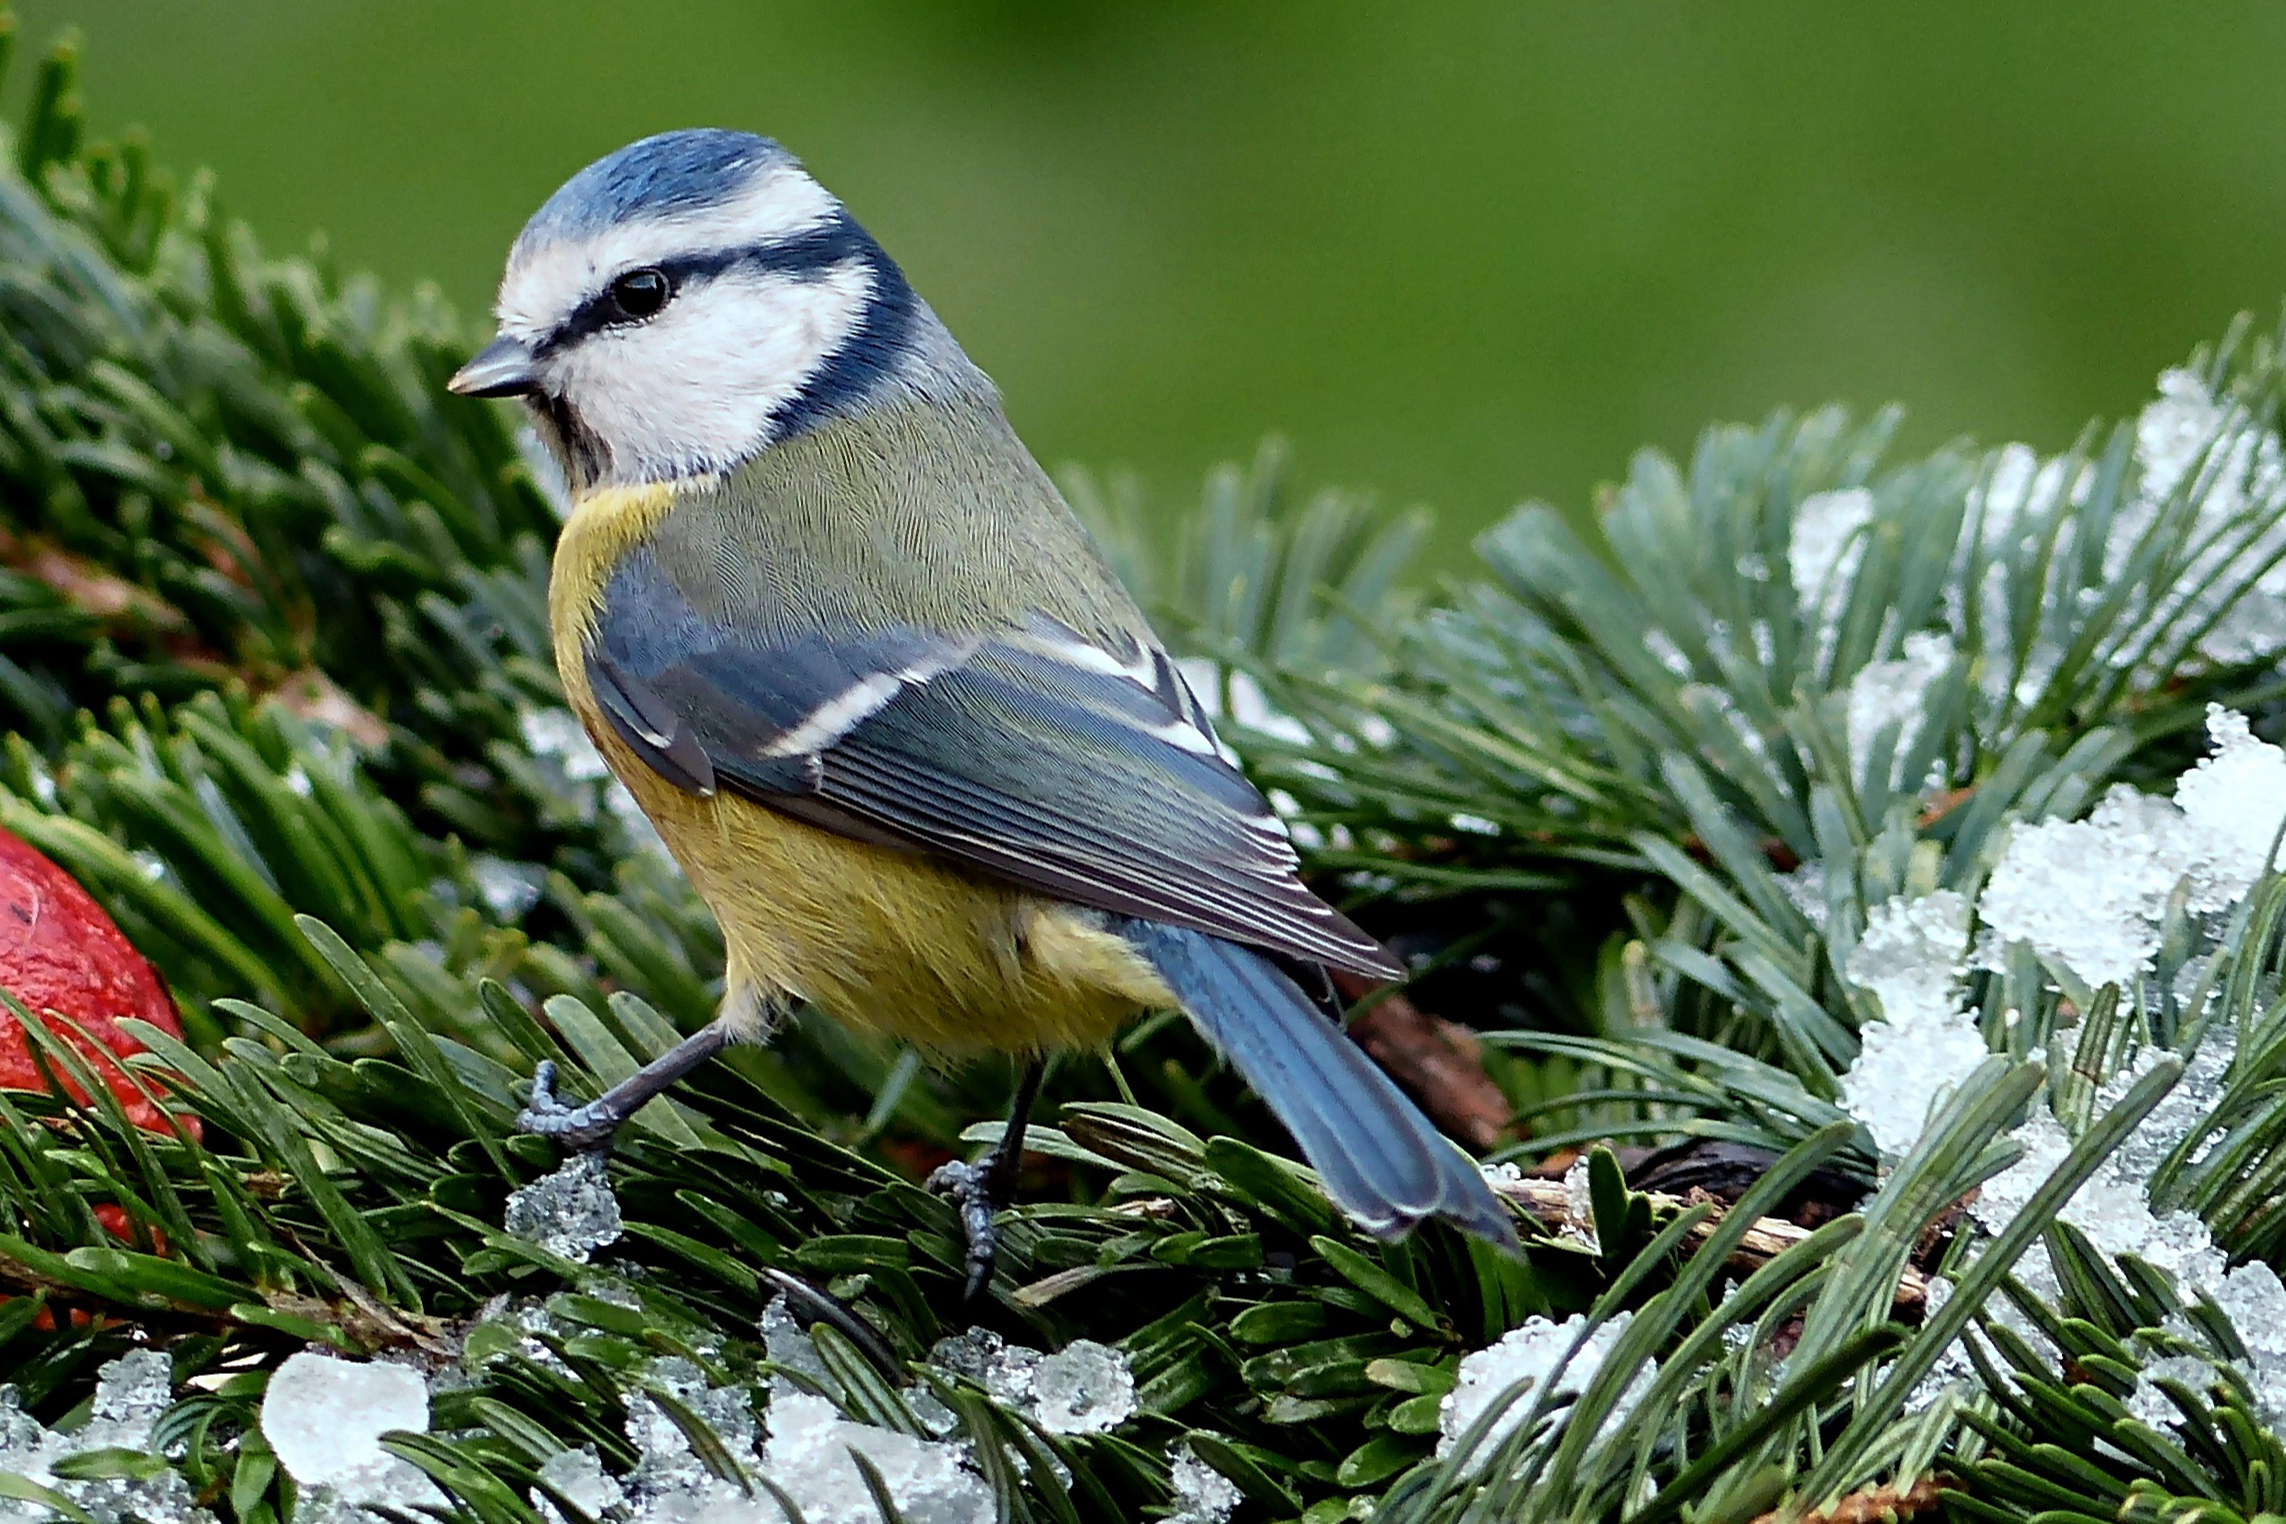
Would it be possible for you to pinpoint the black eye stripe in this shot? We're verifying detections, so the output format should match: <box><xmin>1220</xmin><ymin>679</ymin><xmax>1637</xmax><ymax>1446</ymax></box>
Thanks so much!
<box><xmin>539</xmin><ymin>216</ymin><xmax>876</xmax><ymax>356</ymax></box>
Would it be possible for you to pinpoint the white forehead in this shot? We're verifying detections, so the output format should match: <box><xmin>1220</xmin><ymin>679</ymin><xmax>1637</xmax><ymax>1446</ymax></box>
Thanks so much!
<box><xmin>493</xmin><ymin>161</ymin><xmax>841</xmax><ymax>342</ymax></box>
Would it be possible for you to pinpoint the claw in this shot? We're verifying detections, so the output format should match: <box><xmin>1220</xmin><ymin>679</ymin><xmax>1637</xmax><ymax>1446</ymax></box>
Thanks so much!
<box><xmin>516</xmin><ymin>1060</ymin><xmax>626</xmax><ymax>1154</ymax></box>
<box><xmin>927</xmin><ymin>1158</ymin><xmax>1002</xmax><ymax>1304</ymax></box>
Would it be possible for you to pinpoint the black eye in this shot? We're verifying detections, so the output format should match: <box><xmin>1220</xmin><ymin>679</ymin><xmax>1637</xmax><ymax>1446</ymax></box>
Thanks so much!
<box><xmin>608</xmin><ymin>268</ymin><xmax>671</xmax><ymax>321</ymax></box>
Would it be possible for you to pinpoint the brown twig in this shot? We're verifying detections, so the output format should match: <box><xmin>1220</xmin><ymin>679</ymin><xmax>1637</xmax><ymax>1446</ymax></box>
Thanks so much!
<box><xmin>1485</xmin><ymin>1176</ymin><xmax>1928</xmax><ymax>1314</ymax></box>
<box><xmin>0</xmin><ymin>1244</ymin><xmax>456</xmax><ymax>1354</ymax></box>
<box><xmin>1751</xmin><ymin>1476</ymin><xmax>1946</xmax><ymax>1524</ymax></box>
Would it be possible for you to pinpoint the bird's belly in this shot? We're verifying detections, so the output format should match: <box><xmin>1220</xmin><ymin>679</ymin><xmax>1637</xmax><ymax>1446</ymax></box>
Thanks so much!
<box><xmin>595</xmin><ymin>729</ymin><xmax>1173</xmax><ymax>1056</ymax></box>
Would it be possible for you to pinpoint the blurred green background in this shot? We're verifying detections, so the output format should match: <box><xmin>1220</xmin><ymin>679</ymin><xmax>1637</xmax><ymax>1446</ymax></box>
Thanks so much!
<box><xmin>20</xmin><ymin>2</ymin><xmax>2286</xmax><ymax>564</ymax></box>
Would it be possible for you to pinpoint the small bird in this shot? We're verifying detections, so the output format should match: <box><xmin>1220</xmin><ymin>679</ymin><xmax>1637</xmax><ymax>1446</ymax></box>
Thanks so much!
<box><xmin>450</xmin><ymin>129</ymin><xmax>1515</xmax><ymax>1292</ymax></box>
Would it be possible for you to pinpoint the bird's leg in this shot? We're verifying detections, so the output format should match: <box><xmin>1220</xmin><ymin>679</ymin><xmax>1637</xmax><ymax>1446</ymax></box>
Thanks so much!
<box><xmin>929</xmin><ymin>1057</ymin><xmax>1047</xmax><ymax>1304</ymax></box>
<box><xmin>520</xmin><ymin>1019</ymin><xmax>735</xmax><ymax>1153</ymax></box>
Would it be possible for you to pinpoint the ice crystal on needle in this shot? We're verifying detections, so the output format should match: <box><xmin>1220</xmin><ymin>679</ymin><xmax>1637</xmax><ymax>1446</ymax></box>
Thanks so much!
<box><xmin>760</xmin><ymin>1293</ymin><xmax>835</xmax><ymax>1396</ymax></box>
<box><xmin>505</xmin><ymin>1149</ymin><xmax>624</xmax><ymax>1264</ymax></box>
<box><xmin>625</xmin><ymin>1356</ymin><xmax>757</xmax><ymax>1496</ymax></box>
<box><xmin>1031</xmin><ymin>1340</ymin><xmax>1138</xmax><ymax>1435</ymax></box>
<box><xmin>2130</xmin><ymin>369</ymin><xmax>2286</xmax><ymax>666</ymax></box>
<box><xmin>1791</xmin><ymin>487</ymin><xmax>1874</xmax><ymax>659</ymax></box>
<box><xmin>1837</xmin><ymin>892</ymin><xmax>1988</xmax><ymax>1159</ymax></box>
<box><xmin>1167</xmin><ymin>1452</ymin><xmax>1241</xmax><ymax>1524</ymax></box>
<box><xmin>929</xmin><ymin>1327</ymin><xmax>1135</xmax><ymax>1435</ymax></box>
<box><xmin>0</xmin><ymin>1352</ymin><xmax>212</xmax><ymax>1524</ymax></box>
<box><xmin>1438</xmin><ymin>1313</ymin><xmax>1650</xmax><ymax>1460</ymax></box>
<box><xmin>1980</xmin><ymin>707</ymin><xmax>2286</xmax><ymax>990</ymax></box>
<box><xmin>1844</xmin><ymin>632</ymin><xmax>1955</xmax><ymax>791</ymax></box>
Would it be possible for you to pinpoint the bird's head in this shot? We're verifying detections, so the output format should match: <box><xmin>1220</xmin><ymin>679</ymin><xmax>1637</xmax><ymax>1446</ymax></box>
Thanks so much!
<box><xmin>451</xmin><ymin>128</ymin><xmax>950</xmax><ymax>492</ymax></box>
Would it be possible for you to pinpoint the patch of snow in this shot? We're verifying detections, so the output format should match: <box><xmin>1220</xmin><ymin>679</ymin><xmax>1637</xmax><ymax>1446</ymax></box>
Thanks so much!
<box><xmin>1438</xmin><ymin>1313</ymin><xmax>1651</xmax><ymax>1461</ymax></box>
<box><xmin>532</xmin><ymin>1446</ymin><xmax>625</xmax><ymax>1524</ymax></box>
<box><xmin>260</xmin><ymin>1351</ymin><xmax>445</xmax><ymax>1519</ymax></box>
<box><xmin>761</xmin><ymin>1392</ymin><xmax>992</xmax><ymax>1524</ymax></box>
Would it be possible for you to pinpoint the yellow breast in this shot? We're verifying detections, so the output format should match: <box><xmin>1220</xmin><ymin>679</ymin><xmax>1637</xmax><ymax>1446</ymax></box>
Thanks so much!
<box><xmin>548</xmin><ymin>482</ymin><xmax>1172</xmax><ymax>1055</ymax></box>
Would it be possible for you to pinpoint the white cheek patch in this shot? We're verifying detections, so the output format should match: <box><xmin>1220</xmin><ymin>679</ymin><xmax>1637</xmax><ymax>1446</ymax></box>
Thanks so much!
<box><xmin>550</xmin><ymin>257</ymin><xmax>876</xmax><ymax>482</ymax></box>
<box><xmin>495</xmin><ymin>163</ymin><xmax>842</xmax><ymax>342</ymax></box>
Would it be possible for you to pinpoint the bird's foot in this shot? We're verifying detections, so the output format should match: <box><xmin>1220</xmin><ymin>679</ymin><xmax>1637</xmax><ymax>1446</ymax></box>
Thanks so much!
<box><xmin>927</xmin><ymin>1158</ymin><xmax>1006</xmax><ymax>1304</ymax></box>
<box><xmin>517</xmin><ymin>1060</ymin><xmax>627</xmax><ymax>1154</ymax></box>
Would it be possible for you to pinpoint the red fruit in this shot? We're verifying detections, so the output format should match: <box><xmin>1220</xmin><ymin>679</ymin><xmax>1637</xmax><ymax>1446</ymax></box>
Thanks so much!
<box><xmin>0</xmin><ymin>826</ymin><xmax>198</xmax><ymax>1139</ymax></box>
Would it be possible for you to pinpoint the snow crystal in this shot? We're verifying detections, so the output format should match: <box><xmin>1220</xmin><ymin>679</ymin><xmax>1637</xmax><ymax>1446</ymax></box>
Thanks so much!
<box><xmin>1437</xmin><ymin>1313</ymin><xmax>1651</xmax><ymax>1460</ymax></box>
<box><xmin>1958</xmin><ymin>1018</ymin><xmax>2273</xmax><ymax>1413</ymax></box>
<box><xmin>929</xmin><ymin>1327</ymin><xmax>1133</xmax><ymax>1436</ymax></box>
<box><xmin>760</xmin><ymin>1294</ymin><xmax>833</xmax><ymax>1396</ymax></box>
<box><xmin>2113</xmin><ymin>1027</ymin><xmax>2235</xmax><ymax>1187</ymax></box>
<box><xmin>2171</xmin><ymin>707</ymin><xmax>2286</xmax><ymax>902</ymax></box>
<box><xmin>762</xmin><ymin>1391</ymin><xmax>992</xmax><ymax>1524</ymax></box>
<box><xmin>261</xmin><ymin>1351</ymin><xmax>444</xmax><ymax>1517</ymax></box>
<box><xmin>626</xmin><ymin>1357</ymin><xmax>757</xmax><ymax>1492</ymax></box>
<box><xmin>1167</xmin><ymin>1452</ymin><xmax>1241</xmax><ymax>1524</ymax></box>
<box><xmin>1030</xmin><ymin>1340</ymin><xmax>1137</xmax><ymax>1435</ymax></box>
<box><xmin>1837</xmin><ymin>893</ymin><xmax>1988</xmax><ymax>1159</ymax></box>
<box><xmin>466</xmin><ymin>1296</ymin><xmax>573</xmax><ymax>1373</ymax></box>
<box><xmin>1845</xmin><ymin>892</ymin><xmax>1970</xmax><ymax>1027</ymax></box>
<box><xmin>1780</xmin><ymin>860</ymin><xmax>1829</xmax><ymax>932</ymax></box>
<box><xmin>1969</xmin><ymin>1041</ymin><xmax>2232</xmax><ymax>1294</ymax></box>
<box><xmin>1969</xmin><ymin>1107</ymin><xmax>2072</xmax><ymax>1241</ymax></box>
<box><xmin>0</xmin><ymin>1354</ymin><xmax>212</xmax><ymax>1524</ymax></box>
<box><xmin>1979</xmin><ymin>789</ymin><xmax>2193</xmax><ymax>990</ymax></box>
<box><xmin>1971</xmin><ymin>443</ymin><xmax>2041</xmax><ymax>546</ymax></box>
<box><xmin>2128</xmin><ymin>1351</ymin><xmax>2216</xmax><ymax>1429</ymax></box>
<box><xmin>505</xmin><ymin>1150</ymin><xmax>624</xmax><ymax>1264</ymax></box>
<box><xmin>533</xmin><ymin>1446</ymin><xmax>625</xmax><ymax>1524</ymax></box>
<box><xmin>1980</xmin><ymin>707</ymin><xmax>2286</xmax><ymax>992</ymax></box>
<box><xmin>2130</xmin><ymin>370</ymin><xmax>2286</xmax><ymax>666</ymax></box>
<box><xmin>931</xmin><ymin>1326</ymin><xmax>1043</xmax><ymax>1413</ymax></box>
<box><xmin>1844</xmin><ymin>633</ymin><xmax>1954</xmax><ymax>791</ymax></box>
<box><xmin>2211</xmin><ymin>1261</ymin><xmax>2286</xmax><ymax>1366</ymax></box>
<box><xmin>1791</xmin><ymin>488</ymin><xmax>1874</xmax><ymax>636</ymax></box>
<box><xmin>1843</xmin><ymin>1019</ymin><xmax>1990</xmax><ymax>1162</ymax></box>
<box><xmin>89</xmin><ymin>1348</ymin><xmax>171</xmax><ymax>1452</ymax></box>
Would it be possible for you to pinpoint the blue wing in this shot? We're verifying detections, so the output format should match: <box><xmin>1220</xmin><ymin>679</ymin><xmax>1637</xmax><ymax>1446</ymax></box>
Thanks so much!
<box><xmin>585</xmin><ymin>542</ymin><xmax>1400</xmax><ymax>980</ymax></box>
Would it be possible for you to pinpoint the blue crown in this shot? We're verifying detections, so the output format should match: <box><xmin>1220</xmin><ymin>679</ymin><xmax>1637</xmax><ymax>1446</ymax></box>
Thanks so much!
<box><xmin>520</xmin><ymin>128</ymin><xmax>795</xmax><ymax>245</ymax></box>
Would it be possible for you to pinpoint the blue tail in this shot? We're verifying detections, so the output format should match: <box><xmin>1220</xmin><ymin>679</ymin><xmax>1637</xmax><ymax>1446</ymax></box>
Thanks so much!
<box><xmin>1122</xmin><ymin>920</ymin><xmax>1518</xmax><ymax>1251</ymax></box>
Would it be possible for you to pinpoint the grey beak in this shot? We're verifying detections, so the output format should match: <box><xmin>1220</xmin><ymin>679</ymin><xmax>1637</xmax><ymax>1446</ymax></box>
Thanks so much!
<box><xmin>448</xmin><ymin>334</ymin><xmax>541</xmax><ymax>398</ymax></box>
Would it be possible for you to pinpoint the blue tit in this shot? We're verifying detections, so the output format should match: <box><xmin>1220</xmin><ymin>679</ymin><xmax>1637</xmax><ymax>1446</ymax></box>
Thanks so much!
<box><xmin>450</xmin><ymin>128</ymin><xmax>1515</xmax><ymax>1290</ymax></box>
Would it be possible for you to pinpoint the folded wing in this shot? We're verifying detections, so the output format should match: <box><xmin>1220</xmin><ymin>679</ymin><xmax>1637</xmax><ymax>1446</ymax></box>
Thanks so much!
<box><xmin>583</xmin><ymin>542</ymin><xmax>1399</xmax><ymax>980</ymax></box>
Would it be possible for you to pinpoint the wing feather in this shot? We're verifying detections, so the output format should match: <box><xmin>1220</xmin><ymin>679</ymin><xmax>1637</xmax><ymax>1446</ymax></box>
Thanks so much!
<box><xmin>589</xmin><ymin>546</ymin><xmax>1398</xmax><ymax>978</ymax></box>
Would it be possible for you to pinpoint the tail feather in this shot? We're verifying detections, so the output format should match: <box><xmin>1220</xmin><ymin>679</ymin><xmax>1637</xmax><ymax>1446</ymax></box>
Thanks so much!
<box><xmin>1122</xmin><ymin>919</ymin><xmax>1517</xmax><ymax>1251</ymax></box>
